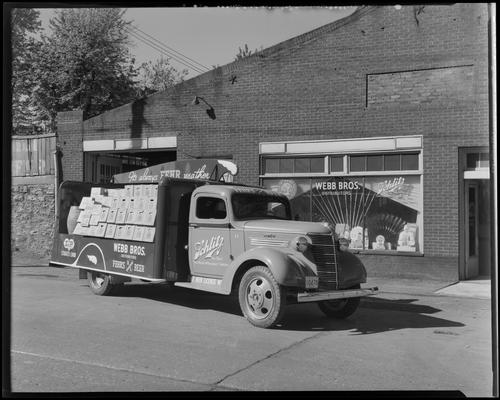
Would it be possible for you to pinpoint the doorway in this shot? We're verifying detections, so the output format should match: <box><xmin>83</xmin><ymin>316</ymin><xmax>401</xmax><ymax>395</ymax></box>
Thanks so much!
<box><xmin>83</xmin><ymin>150</ymin><xmax>176</xmax><ymax>183</ymax></box>
<box><xmin>464</xmin><ymin>181</ymin><xmax>479</xmax><ymax>277</ymax></box>
<box><xmin>460</xmin><ymin>148</ymin><xmax>491</xmax><ymax>280</ymax></box>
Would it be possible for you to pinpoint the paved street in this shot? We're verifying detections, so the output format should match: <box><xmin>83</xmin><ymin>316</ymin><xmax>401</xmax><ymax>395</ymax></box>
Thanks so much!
<box><xmin>8</xmin><ymin>266</ymin><xmax>493</xmax><ymax>395</ymax></box>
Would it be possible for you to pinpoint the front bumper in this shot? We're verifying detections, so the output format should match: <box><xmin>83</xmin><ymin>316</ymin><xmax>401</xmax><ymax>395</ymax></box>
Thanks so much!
<box><xmin>296</xmin><ymin>286</ymin><xmax>379</xmax><ymax>303</ymax></box>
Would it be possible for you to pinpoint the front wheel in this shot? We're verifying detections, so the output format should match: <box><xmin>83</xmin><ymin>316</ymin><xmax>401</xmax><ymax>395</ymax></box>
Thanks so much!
<box><xmin>87</xmin><ymin>271</ymin><xmax>115</xmax><ymax>296</ymax></box>
<box><xmin>238</xmin><ymin>266</ymin><xmax>286</xmax><ymax>328</ymax></box>
<box><xmin>317</xmin><ymin>285</ymin><xmax>361</xmax><ymax>319</ymax></box>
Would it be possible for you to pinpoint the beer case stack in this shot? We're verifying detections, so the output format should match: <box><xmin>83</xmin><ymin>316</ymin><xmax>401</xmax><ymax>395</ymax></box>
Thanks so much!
<box><xmin>71</xmin><ymin>184</ymin><xmax>158</xmax><ymax>242</ymax></box>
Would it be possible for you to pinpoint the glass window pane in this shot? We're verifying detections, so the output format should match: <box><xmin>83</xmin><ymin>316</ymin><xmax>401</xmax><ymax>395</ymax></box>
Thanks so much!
<box><xmin>363</xmin><ymin>175</ymin><xmax>421</xmax><ymax>252</ymax></box>
<box><xmin>466</xmin><ymin>153</ymin><xmax>480</xmax><ymax>169</ymax></box>
<box><xmin>384</xmin><ymin>154</ymin><xmax>401</xmax><ymax>171</ymax></box>
<box><xmin>350</xmin><ymin>156</ymin><xmax>366</xmax><ymax>172</ymax></box>
<box><xmin>196</xmin><ymin>197</ymin><xmax>227</xmax><ymax>219</ymax></box>
<box><xmin>279</xmin><ymin>158</ymin><xmax>294</xmax><ymax>173</ymax></box>
<box><xmin>401</xmin><ymin>153</ymin><xmax>419</xmax><ymax>170</ymax></box>
<box><xmin>311</xmin><ymin>177</ymin><xmax>366</xmax><ymax>249</ymax></box>
<box><xmin>261</xmin><ymin>178</ymin><xmax>312</xmax><ymax>221</ymax></box>
<box><xmin>264</xmin><ymin>158</ymin><xmax>279</xmax><ymax>174</ymax></box>
<box><xmin>310</xmin><ymin>157</ymin><xmax>324</xmax><ymax>173</ymax></box>
<box><xmin>366</xmin><ymin>155</ymin><xmax>383</xmax><ymax>171</ymax></box>
<box><xmin>479</xmin><ymin>153</ymin><xmax>489</xmax><ymax>168</ymax></box>
<box><xmin>330</xmin><ymin>156</ymin><xmax>344</xmax><ymax>172</ymax></box>
<box><xmin>294</xmin><ymin>158</ymin><xmax>310</xmax><ymax>173</ymax></box>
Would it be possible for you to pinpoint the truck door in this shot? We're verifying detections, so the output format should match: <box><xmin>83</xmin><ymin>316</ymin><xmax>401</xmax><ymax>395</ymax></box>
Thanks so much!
<box><xmin>189</xmin><ymin>195</ymin><xmax>232</xmax><ymax>278</ymax></box>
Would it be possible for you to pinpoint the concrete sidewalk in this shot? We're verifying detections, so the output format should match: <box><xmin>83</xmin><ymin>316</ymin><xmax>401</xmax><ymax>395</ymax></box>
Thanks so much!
<box><xmin>367</xmin><ymin>276</ymin><xmax>492</xmax><ymax>300</ymax></box>
<box><xmin>11</xmin><ymin>252</ymin><xmax>492</xmax><ymax>300</ymax></box>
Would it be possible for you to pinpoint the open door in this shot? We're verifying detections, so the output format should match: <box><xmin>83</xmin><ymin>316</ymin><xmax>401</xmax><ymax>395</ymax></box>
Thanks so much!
<box><xmin>464</xmin><ymin>181</ymin><xmax>479</xmax><ymax>279</ymax></box>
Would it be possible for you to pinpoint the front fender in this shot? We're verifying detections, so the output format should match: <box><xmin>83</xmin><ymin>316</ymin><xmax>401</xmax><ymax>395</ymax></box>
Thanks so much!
<box><xmin>336</xmin><ymin>250</ymin><xmax>367</xmax><ymax>288</ymax></box>
<box><xmin>221</xmin><ymin>247</ymin><xmax>316</xmax><ymax>294</ymax></box>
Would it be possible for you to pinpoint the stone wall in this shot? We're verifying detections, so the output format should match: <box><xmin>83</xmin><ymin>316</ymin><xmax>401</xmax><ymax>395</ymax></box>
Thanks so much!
<box><xmin>11</xmin><ymin>178</ymin><xmax>56</xmax><ymax>259</ymax></box>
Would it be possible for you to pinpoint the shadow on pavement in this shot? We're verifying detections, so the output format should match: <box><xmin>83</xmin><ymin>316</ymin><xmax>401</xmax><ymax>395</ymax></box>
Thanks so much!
<box><xmin>109</xmin><ymin>283</ymin><xmax>243</xmax><ymax>315</ymax></box>
<box><xmin>16</xmin><ymin>273</ymin><xmax>61</xmax><ymax>279</ymax></box>
<box><xmin>107</xmin><ymin>283</ymin><xmax>465</xmax><ymax>334</ymax></box>
<box><xmin>360</xmin><ymin>297</ymin><xmax>442</xmax><ymax>314</ymax></box>
<box><xmin>278</xmin><ymin>297</ymin><xmax>464</xmax><ymax>334</ymax></box>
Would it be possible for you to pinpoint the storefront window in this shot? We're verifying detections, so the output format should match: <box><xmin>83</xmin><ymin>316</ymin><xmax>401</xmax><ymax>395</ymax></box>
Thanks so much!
<box><xmin>263</xmin><ymin>178</ymin><xmax>312</xmax><ymax>221</ymax></box>
<box><xmin>362</xmin><ymin>175</ymin><xmax>421</xmax><ymax>252</ymax></box>
<box><xmin>311</xmin><ymin>177</ymin><xmax>366</xmax><ymax>248</ymax></box>
<box><xmin>262</xmin><ymin>173</ymin><xmax>422</xmax><ymax>253</ymax></box>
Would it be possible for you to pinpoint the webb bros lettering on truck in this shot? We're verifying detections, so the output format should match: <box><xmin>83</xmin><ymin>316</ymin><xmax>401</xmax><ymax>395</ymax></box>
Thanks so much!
<box><xmin>51</xmin><ymin>165</ymin><xmax>378</xmax><ymax>328</ymax></box>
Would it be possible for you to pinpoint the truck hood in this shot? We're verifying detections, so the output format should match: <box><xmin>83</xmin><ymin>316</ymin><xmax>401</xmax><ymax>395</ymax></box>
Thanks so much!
<box><xmin>241</xmin><ymin>219</ymin><xmax>331</xmax><ymax>235</ymax></box>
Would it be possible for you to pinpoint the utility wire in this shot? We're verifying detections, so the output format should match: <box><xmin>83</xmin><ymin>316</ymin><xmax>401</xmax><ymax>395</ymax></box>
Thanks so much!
<box><xmin>129</xmin><ymin>24</ymin><xmax>210</xmax><ymax>72</ymax></box>
<box><xmin>125</xmin><ymin>27</ymin><xmax>207</xmax><ymax>75</ymax></box>
<box><xmin>125</xmin><ymin>27</ymin><xmax>209</xmax><ymax>75</ymax></box>
<box><xmin>128</xmin><ymin>31</ymin><xmax>206</xmax><ymax>73</ymax></box>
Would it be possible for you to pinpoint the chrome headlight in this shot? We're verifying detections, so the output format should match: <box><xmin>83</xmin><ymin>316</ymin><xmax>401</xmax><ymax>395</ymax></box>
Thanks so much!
<box><xmin>322</xmin><ymin>221</ymin><xmax>334</xmax><ymax>233</ymax></box>
<box><xmin>289</xmin><ymin>236</ymin><xmax>311</xmax><ymax>253</ymax></box>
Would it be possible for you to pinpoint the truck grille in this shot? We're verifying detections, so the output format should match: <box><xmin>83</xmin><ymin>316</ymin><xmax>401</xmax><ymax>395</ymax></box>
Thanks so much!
<box><xmin>308</xmin><ymin>234</ymin><xmax>338</xmax><ymax>290</ymax></box>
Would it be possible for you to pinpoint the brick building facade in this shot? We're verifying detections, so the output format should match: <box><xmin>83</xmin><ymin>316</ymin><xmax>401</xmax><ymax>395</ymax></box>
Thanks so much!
<box><xmin>57</xmin><ymin>4</ymin><xmax>493</xmax><ymax>281</ymax></box>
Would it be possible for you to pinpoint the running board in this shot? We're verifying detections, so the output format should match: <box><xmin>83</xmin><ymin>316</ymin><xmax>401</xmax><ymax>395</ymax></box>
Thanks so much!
<box><xmin>175</xmin><ymin>276</ymin><xmax>226</xmax><ymax>294</ymax></box>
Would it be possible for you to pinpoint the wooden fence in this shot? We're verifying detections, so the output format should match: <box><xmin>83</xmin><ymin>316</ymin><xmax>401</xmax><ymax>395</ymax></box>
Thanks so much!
<box><xmin>12</xmin><ymin>134</ymin><xmax>57</xmax><ymax>177</ymax></box>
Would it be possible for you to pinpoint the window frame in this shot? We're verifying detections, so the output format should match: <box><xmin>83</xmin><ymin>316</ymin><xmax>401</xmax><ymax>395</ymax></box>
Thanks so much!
<box><xmin>259</xmin><ymin>150</ymin><xmax>424</xmax><ymax>255</ymax></box>
<box><xmin>262</xmin><ymin>155</ymin><xmax>328</xmax><ymax>176</ymax></box>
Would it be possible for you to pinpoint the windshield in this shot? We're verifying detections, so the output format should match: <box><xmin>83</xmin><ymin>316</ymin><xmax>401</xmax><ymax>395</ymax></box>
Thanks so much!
<box><xmin>231</xmin><ymin>193</ymin><xmax>291</xmax><ymax>220</ymax></box>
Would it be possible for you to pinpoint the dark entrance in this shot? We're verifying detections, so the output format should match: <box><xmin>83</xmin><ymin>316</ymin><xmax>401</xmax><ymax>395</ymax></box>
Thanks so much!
<box><xmin>84</xmin><ymin>150</ymin><xmax>176</xmax><ymax>183</ymax></box>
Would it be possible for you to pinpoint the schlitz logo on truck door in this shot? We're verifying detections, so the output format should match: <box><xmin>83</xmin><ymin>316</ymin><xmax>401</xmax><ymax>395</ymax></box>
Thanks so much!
<box><xmin>194</xmin><ymin>235</ymin><xmax>224</xmax><ymax>261</ymax></box>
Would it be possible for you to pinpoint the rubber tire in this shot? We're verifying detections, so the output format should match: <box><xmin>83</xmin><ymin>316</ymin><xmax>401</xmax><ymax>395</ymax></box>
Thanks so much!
<box><xmin>238</xmin><ymin>266</ymin><xmax>286</xmax><ymax>328</ymax></box>
<box><xmin>87</xmin><ymin>271</ymin><xmax>115</xmax><ymax>296</ymax></box>
<box><xmin>317</xmin><ymin>284</ymin><xmax>361</xmax><ymax>319</ymax></box>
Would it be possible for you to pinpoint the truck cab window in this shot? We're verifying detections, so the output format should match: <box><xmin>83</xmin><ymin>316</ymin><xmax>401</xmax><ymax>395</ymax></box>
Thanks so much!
<box><xmin>232</xmin><ymin>194</ymin><xmax>291</xmax><ymax>220</ymax></box>
<box><xmin>196</xmin><ymin>197</ymin><xmax>227</xmax><ymax>219</ymax></box>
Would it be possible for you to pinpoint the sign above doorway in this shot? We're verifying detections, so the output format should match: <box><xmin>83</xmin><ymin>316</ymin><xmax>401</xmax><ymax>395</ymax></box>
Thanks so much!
<box><xmin>112</xmin><ymin>159</ymin><xmax>238</xmax><ymax>184</ymax></box>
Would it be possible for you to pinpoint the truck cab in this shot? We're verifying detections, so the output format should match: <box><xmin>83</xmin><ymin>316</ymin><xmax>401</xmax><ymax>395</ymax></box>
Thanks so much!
<box><xmin>51</xmin><ymin>177</ymin><xmax>378</xmax><ymax>328</ymax></box>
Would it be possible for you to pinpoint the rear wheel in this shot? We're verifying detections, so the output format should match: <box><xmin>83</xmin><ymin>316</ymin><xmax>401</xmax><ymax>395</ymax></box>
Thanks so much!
<box><xmin>317</xmin><ymin>284</ymin><xmax>361</xmax><ymax>319</ymax></box>
<box><xmin>87</xmin><ymin>271</ymin><xmax>115</xmax><ymax>296</ymax></box>
<box><xmin>238</xmin><ymin>266</ymin><xmax>286</xmax><ymax>328</ymax></box>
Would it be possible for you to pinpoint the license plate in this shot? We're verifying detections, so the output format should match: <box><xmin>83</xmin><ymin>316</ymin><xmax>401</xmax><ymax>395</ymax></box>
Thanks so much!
<box><xmin>305</xmin><ymin>276</ymin><xmax>319</xmax><ymax>289</ymax></box>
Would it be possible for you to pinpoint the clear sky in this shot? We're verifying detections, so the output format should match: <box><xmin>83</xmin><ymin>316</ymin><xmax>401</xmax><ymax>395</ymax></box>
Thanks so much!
<box><xmin>37</xmin><ymin>6</ymin><xmax>358</xmax><ymax>78</ymax></box>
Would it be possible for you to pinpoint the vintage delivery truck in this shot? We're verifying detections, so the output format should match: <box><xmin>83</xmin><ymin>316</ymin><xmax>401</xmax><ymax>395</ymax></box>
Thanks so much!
<box><xmin>51</xmin><ymin>169</ymin><xmax>378</xmax><ymax>328</ymax></box>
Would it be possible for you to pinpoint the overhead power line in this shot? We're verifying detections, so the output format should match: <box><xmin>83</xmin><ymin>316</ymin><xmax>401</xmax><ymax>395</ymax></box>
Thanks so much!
<box><xmin>125</xmin><ymin>28</ymin><xmax>206</xmax><ymax>74</ymax></box>
<box><xmin>129</xmin><ymin>24</ymin><xmax>210</xmax><ymax>72</ymax></box>
<box><xmin>124</xmin><ymin>26</ymin><xmax>210</xmax><ymax>75</ymax></box>
<box><xmin>125</xmin><ymin>27</ymin><xmax>207</xmax><ymax>75</ymax></box>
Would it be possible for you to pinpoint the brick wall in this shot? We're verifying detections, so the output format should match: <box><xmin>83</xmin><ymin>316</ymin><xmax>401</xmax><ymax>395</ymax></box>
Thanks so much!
<box><xmin>367</xmin><ymin>66</ymin><xmax>474</xmax><ymax>106</ymax></box>
<box><xmin>11</xmin><ymin>180</ymin><xmax>55</xmax><ymax>259</ymax></box>
<box><xmin>58</xmin><ymin>4</ymin><xmax>490</xmax><ymax>280</ymax></box>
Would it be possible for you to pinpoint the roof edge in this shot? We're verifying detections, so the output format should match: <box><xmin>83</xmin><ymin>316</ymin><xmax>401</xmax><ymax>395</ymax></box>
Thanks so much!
<box><xmin>149</xmin><ymin>6</ymin><xmax>378</xmax><ymax>97</ymax></box>
<box><xmin>83</xmin><ymin>6</ymin><xmax>378</xmax><ymax>122</ymax></box>
<box><xmin>199</xmin><ymin>6</ymin><xmax>378</xmax><ymax>80</ymax></box>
